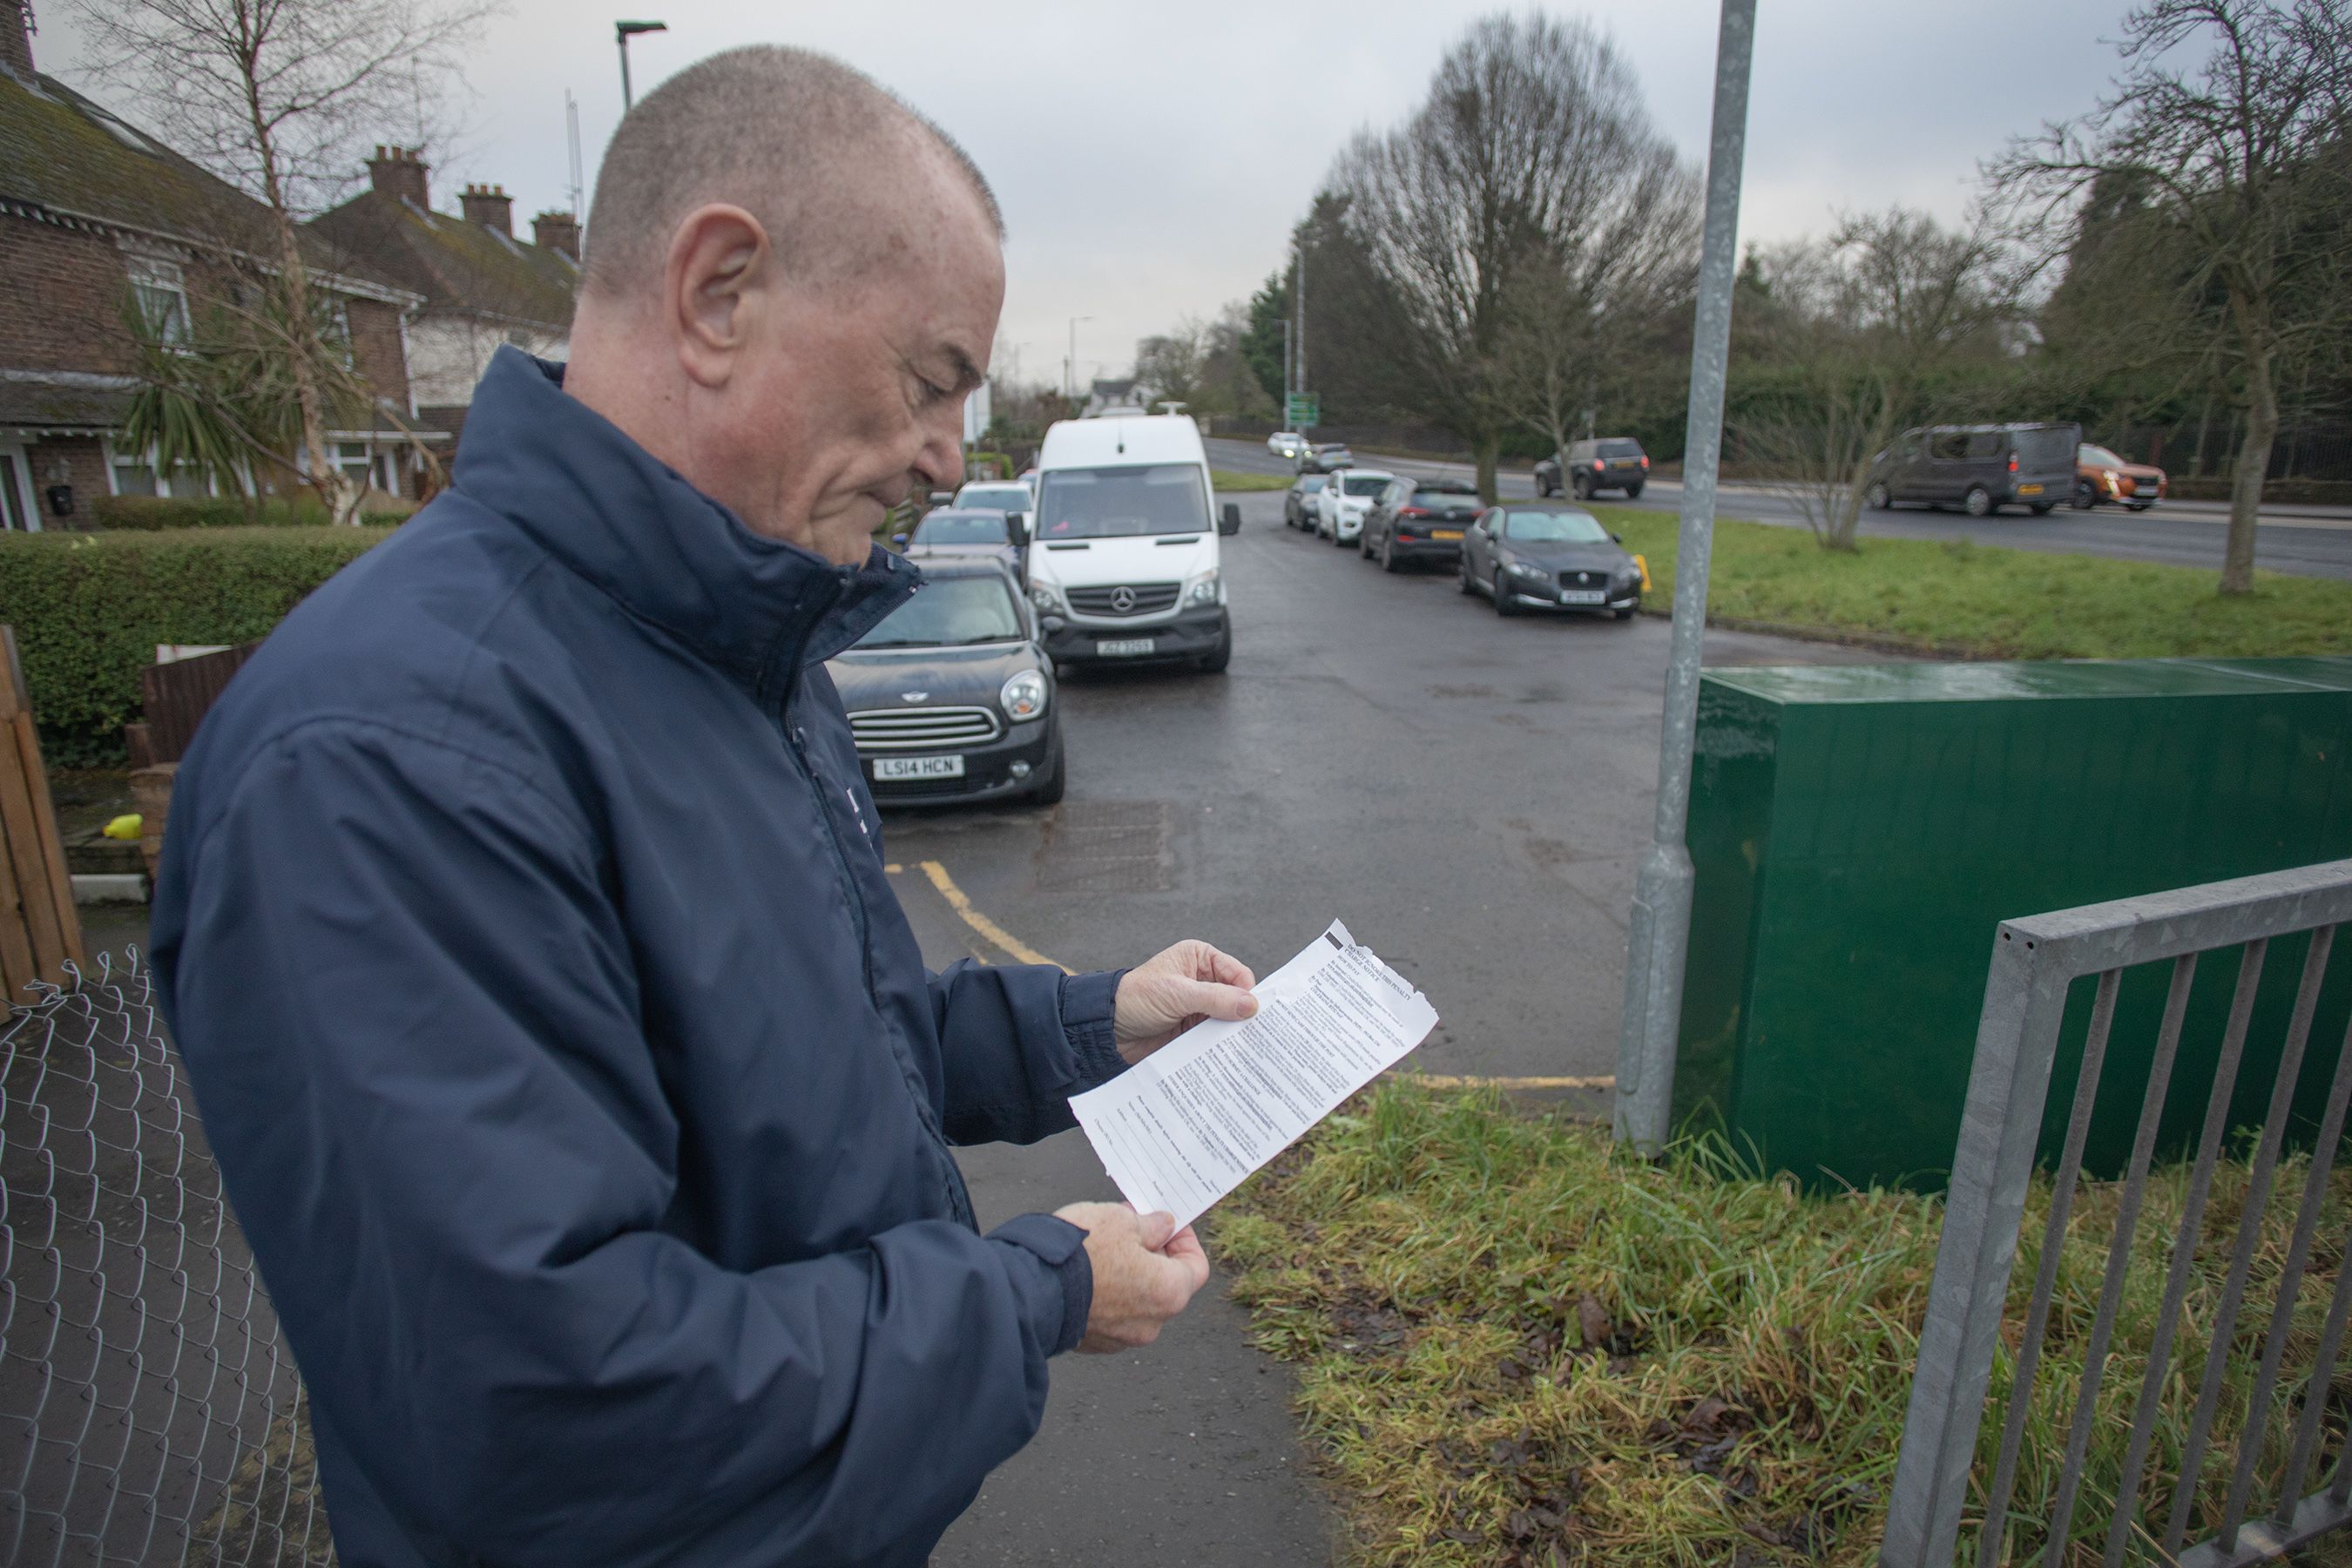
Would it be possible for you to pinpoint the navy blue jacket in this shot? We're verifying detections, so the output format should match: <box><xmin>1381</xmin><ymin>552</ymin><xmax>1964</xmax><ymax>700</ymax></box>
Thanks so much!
<box><xmin>150</xmin><ymin>348</ymin><xmax>1125</xmax><ymax>1566</ymax></box>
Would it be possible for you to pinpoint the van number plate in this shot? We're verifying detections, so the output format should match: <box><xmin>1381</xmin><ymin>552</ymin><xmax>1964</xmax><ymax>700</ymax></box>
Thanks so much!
<box><xmin>1097</xmin><ymin>638</ymin><xmax>1157</xmax><ymax>657</ymax></box>
<box><xmin>873</xmin><ymin>755</ymin><xmax>965</xmax><ymax>781</ymax></box>
<box><xmin>2018</xmin><ymin>483</ymin><xmax>2044</xmax><ymax>496</ymax></box>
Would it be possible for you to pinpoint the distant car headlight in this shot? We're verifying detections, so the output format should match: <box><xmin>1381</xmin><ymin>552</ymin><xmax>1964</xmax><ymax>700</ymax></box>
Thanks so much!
<box><xmin>2104</xmin><ymin>468</ymin><xmax>2122</xmax><ymax>493</ymax></box>
<box><xmin>1185</xmin><ymin>568</ymin><xmax>1221</xmax><ymax>607</ymax></box>
<box><xmin>1029</xmin><ymin>583</ymin><xmax>1063</xmax><ymax>615</ymax></box>
<box><xmin>1000</xmin><ymin>669</ymin><xmax>1049</xmax><ymax>721</ymax></box>
<box><xmin>1508</xmin><ymin>559</ymin><xmax>1550</xmax><ymax>579</ymax></box>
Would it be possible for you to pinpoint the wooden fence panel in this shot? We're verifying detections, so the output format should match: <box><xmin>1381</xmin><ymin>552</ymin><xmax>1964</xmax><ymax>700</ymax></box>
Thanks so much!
<box><xmin>0</xmin><ymin>625</ymin><xmax>83</xmax><ymax>1000</ymax></box>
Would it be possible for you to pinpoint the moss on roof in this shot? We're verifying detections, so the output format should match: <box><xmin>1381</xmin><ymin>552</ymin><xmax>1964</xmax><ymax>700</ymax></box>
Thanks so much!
<box><xmin>308</xmin><ymin>192</ymin><xmax>575</xmax><ymax>331</ymax></box>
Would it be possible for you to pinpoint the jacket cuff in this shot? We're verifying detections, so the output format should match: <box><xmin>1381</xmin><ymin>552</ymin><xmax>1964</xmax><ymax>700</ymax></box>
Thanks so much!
<box><xmin>990</xmin><ymin>1213</ymin><xmax>1093</xmax><ymax>1357</ymax></box>
<box><xmin>1058</xmin><ymin>968</ymin><xmax>1128</xmax><ymax>1086</ymax></box>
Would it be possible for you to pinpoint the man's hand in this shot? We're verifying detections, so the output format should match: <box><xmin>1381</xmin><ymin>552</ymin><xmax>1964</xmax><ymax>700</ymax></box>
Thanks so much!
<box><xmin>1114</xmin><ymin>940</ymin><xmax>1258</xmax><ymax>1064</ymax></box>
<box><xmin>1053</xmin><ymin>1202</ymin><xmax>1209</xmax><ymax>1353</ymax></box>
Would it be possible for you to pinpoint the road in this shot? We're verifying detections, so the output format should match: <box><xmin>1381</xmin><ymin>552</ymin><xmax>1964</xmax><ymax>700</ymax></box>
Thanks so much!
<box><xmin>916</xmin><ymin>485</ymin><xmax>1898</xmax><ymax>1564</ymax></box>
<box><xmin>1206</xmin><ymin>437</ymin><xmax>2352</xmax><ymax>581</ymax></box>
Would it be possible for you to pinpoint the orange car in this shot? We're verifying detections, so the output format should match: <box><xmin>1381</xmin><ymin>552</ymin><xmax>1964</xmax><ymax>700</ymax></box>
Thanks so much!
<box><xmin>2074</xmin><ymin>443</ymin><xmax>2167</xmax><ymax>511</ymax></box>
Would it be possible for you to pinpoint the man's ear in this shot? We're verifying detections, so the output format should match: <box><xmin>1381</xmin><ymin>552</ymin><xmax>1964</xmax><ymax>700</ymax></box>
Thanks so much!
<box><xmin>663</xmin><ymin>204</ymin><xmax>772</xmax><ymax>389</ymax></box>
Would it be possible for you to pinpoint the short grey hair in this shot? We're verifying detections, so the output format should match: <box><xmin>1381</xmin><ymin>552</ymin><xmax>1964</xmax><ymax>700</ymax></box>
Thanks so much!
<box><xmin>581</xmin><ymin>45</ymin><xmax>1003</xmax><ymax>300</ymax></box>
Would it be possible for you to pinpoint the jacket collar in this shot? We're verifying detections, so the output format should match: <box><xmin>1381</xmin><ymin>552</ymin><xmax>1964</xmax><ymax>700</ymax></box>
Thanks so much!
<box><xmin>452</xmin><ymin>348</ymin><xmax>919</xmax><ymax>703</ymax></box>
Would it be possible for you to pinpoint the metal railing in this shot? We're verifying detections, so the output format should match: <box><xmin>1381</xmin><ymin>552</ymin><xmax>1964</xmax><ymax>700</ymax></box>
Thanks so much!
<box><xmin>1883</xmin><ymin>859</ymin><xmax>2352</xmax><ymax>1567</ymax></box>
<box><xmin>0</xmin><ymin>952</ymin><xmax>331</xmax><ymax>1565</ymax></box>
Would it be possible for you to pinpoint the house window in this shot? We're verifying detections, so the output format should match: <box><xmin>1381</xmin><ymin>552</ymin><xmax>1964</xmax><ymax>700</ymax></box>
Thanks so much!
<box><xmin>111</xmin><ymin>444</ymin><xmax>159</xmax><ymax>497</ymax></box>
<box><xmin>336</xmin><ymin>442</ymin><xmax>375</xmax><ymax>489</ymax></box>
<box><xmin>125</xmin><ymin>256</ymin><xmax>191</xmax><ymax>346</ymax></box>
<box><xmin>328</xmin><ymin>301</ymin><xmax>355</xmax><ymax>368</ymax></box>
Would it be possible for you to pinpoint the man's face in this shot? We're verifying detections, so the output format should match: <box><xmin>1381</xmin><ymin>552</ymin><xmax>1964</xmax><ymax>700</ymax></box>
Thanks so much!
<box><xmin>693</xmin><ymin>162</ymin><xmax>1004</xmax><ymax>567</ymax></box>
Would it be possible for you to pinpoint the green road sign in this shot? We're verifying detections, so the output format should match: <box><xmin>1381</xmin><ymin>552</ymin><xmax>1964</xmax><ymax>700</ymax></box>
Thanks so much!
<box><xmin>1285</xmin><ymin>393</ymin><xmax>1320</xmax><ymax>427</ymax></box>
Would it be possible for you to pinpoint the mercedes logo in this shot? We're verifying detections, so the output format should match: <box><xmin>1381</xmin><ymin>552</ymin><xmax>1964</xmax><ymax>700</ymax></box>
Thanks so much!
<box><xmin>1109</xmin><ymin>586</ymin><xmax>1138</xmax><ymax>613</ymax></box>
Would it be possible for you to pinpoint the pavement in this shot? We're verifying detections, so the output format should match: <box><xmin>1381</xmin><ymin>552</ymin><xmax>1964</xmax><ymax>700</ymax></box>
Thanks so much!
<box><xmin>1206</xmin><ymin>438</ymin><xmax>2352</xmax><ymax>581</ymax></box>
<box><xmin>907</xmin><ymin>485</ymin><xmax>1901</xmax><ymax>1564</ymax></box>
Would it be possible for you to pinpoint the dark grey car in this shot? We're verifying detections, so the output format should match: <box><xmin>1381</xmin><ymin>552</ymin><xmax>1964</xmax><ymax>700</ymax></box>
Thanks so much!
<box><xmin>1456</xmin><ymin>501</ymin><xmax>1643</xmax><ymax>619</ymax></box>
<box><xmin>825</xmin><ymin>559</ymin><xmax>1064</xmax><ymax>806</ymax></box>
<box><xmin>1284</xmin><ymin>472</ymin><xmax>1329</xmax><ymax>529</ymax></box>
<box><xmin>1357</xmin><ymin>475</ymin><xmax>1484</xmax><ymax>571</ymax></box>
<box><xmin>1866</xmin><ymin>422</ymin><xmax>2079</xmax><ymax>517</ymax></box>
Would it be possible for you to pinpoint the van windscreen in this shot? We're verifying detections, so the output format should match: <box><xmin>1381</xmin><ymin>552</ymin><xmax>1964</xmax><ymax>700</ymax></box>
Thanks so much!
<box><xmin>1037</xmin><ymin>463</ymin><xmax>1213</xmax><ymax>538</ymax></box>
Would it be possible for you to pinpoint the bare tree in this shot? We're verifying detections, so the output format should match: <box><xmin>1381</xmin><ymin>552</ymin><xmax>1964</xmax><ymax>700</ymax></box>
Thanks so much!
<box><xmin>71</xmin><ymin>0</ymin><xmax>495</xmax><ymax>519</ymax></box>
<box><xmin>1991</xmin><ymin>0</ymin><xmax>2352</xmax><ymax>594</ymax></box>
<box><xmin>1327</xmin><ymin>12</ymin><xmax>1698</xmax><ymax>502</ymax></box>
<box><xmin>1734</xmin><ymin>210</ymin><xmax>2014</xmax><ymax>551</ymax></box>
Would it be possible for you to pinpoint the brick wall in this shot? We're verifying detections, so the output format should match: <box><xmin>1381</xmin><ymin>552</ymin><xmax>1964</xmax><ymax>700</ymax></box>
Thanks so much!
<box><xmin>344</xmin><ymin>296</ymin><xmax>410</xmax><ymax>416</ymax></box>
<box><xmin>23</xmin><ymin>436</ymin><xmax>108</xmax><ymax>527</ymax></box>
<box><xmin>0</xmin><ymin>220</ymin><xmax>138</xmax><ymax>375</ymax></box>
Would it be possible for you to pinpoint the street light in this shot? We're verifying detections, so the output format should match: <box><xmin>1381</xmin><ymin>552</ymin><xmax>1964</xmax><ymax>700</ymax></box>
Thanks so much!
<box><xmin>1065</xmin><ymin>315</ymin><xmax>1092</xmax><ymax>402</ymax></box>
<box><xmin>616</xmin><ymin>19</ymin><xmax>667</xmax><ymax>112</ymax></box>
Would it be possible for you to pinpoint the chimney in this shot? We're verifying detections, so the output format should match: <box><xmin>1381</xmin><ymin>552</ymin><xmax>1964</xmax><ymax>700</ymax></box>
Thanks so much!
<box><xmin>531</xmin><ymin>209</ymin><xmax>580</xmax><ymax>260</ymax></box>
<box><xmin>461</xmin><ymin>183</ymin><xmax>513</xmax><ymax>238</ymax></box>
<box><xmin>3</xmin><ymin>1</ymin><xmax>36</xmax><ymax>83</ymax></box>
<box><xmin>366</xmin><ymin>145</ymin><xmax>429</xmax><ymax>208</ymax></box>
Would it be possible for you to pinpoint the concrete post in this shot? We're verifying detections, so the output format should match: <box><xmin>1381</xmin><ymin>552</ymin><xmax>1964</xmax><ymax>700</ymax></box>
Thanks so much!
<box><xmin>1614</xmin><ymin>0</ymin><xmax>1758</xmax><ymax>1152</ymax></box>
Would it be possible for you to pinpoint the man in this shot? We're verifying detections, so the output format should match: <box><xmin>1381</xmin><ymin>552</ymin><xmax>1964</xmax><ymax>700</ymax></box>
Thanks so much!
<box><xmin>151</xmin><ymin>45</ymin><xmax>1258</xmax><ymax>1567</ymax></box>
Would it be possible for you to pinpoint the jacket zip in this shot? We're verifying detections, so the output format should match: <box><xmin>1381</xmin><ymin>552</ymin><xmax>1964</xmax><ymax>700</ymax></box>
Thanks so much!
<box><xmin>769</xmin><ymin>590</ymin><xmax>977</xmax><ymax>1230</ymax></box>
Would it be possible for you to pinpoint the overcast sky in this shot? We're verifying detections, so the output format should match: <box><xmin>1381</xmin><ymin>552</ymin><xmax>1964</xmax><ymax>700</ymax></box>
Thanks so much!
<box><xmin>44</xmin><ymin>0</ymin><xmax>2141</xmax><ymax>391</ymax></box>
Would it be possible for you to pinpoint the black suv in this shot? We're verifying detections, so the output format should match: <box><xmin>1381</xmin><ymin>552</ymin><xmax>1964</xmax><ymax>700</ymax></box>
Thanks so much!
<box><xmin>1536</xmin><ymin>438</ymin><xmax>1649</xmax><ymax>500</ymax></box>
<box><xmin>1357</xmin><ymin>476</ymin><xmax>1484</xmax><ymax>571</ymax></box>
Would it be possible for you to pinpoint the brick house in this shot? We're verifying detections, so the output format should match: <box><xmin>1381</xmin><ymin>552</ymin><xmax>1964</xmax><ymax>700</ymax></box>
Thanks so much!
<box><xmin>307</xmin><ymin>147</ymin><xmax>578</xmax><ymax>453</ymax></box>
<box><xmin>0</xmin><ymin>1</ymin><xmax>430</xmax><ymax>531</ymax></box>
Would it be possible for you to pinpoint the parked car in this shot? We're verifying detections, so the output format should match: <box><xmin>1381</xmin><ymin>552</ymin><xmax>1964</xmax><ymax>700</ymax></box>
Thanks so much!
<box><xmin>2073</xmin><ymin>443</ymin><xmax>2167</xmax><ymax>511</ymax></box>
<box><xmin>956</xmin><ymin>478</ymin><xmax>1036</xmax><ymax>531</ymax></box>
<box><xmin>1284</xmin><ymin>472</ymin><xmax>1329</xmax><ymax>529</ymax></box>
<box><xmin>1298</xmin><ymin>443</ymin><xmax>1354</xmax><ymax>475</ymax></box>
<box><xmin>1267</xmin><ymin>430</ymin><xmax>1308</xmax><ymax>459</ymax></box>
<box><xmin>1457</xmin><ymin>502</ymin><xmax>1644</xmax><ymax>618</ymax></box>
<box><xmin>896</xmin><ymin>507</ymin><xmax>1027</xmax><ymax>583</ymax></box>
<box><xmin>1314</xmin><ymin>467</ymin><xmax>1396</xmax><ymax>545</ymax></box>
<box><xmin>1865</xmin><ymin>422</ymin><xmax>2080</xmax><ymax>517</ymax></box>
<box><xmin>825</xmin><ymin>558</ymin><xmax>1064</xmax><ymax>805</ymax></box>
<box><xmin>1025</xmin><ymin>413</ymin><xmax>1241</xmax><ymax>674</ymax></box>
<box><xmin>1536</xmin><ymin>437</ymin><xmax>1649</xmax><ymax>500</ymax></box>
<box><xmin>1357</xmin><ymin>476</ymin><xmax>1484</xmax><ymax>571</ymax></box>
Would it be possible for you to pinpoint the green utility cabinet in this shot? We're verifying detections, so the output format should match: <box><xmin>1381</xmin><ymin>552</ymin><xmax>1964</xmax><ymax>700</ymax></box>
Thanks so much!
<box><xmin>1672</xmin><ymin>658</ymin><xmax>2352</xmax><ymax>1191</ymax></box>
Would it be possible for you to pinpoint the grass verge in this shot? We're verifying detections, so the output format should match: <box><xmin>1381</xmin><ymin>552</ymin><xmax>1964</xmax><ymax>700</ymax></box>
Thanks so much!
<box><xmin>1592</xmin><ymin>507</ymin><xmax>2352</xmax><ymax>660</ymax></box>
<box><xmin>1216</xmin><ymin>1082</ymin><xmax>2352</xmax><ymax>1567</ymax></box>
<box><xmin>1213</xmin><ymin>469</ymin><xmax>1295</xmax><ymax>492</ymax></box>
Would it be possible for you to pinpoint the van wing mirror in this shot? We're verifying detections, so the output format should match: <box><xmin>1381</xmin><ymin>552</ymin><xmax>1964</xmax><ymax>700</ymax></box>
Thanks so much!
<box><xmin>1219</xmin><ymin>502</ymin><xmax>1242</xmax><ymax>537</ymax></box>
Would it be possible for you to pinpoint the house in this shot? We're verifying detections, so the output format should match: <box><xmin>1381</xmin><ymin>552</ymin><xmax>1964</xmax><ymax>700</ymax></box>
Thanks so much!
<box><xmin>307</xmin><ymin>147</ymin><xmax>578</xmax><ymax>452</ymax></box>
<box><xmin>0</xmin><ymin>0</ymin><xmax>431</xmax><ymax>530</ymax></box>
<box><xmin>1083</xmin><ymin>376</ymin><xmax>1152</xmax><ymax>418</ymax></box>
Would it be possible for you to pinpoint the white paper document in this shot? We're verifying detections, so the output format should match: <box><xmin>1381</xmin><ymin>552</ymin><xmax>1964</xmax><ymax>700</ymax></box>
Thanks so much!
<box><xmin>1071</xmin><ymin>921</ymin><xmax>1438</xmax><ymax>1230</ymax></box>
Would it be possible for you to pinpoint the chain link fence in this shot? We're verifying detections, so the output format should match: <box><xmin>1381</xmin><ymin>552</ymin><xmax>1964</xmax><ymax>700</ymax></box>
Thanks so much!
<box><xmin>0</xmin><ymin>952</ymin><xmax>330</xmax><ymax>1565</ymax></box>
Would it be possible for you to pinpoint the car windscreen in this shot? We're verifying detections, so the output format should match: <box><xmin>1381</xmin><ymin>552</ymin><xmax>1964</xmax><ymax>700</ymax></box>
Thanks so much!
<box><xmin>1297</xmin><ymin>475</ymin><xmax>1328</xmax><ymax>492</ymax></box>
<box><xmin>855</xmin><ymin>574</ymin><xmax>1023</xmax><ymax>648</ymax></box>
<box><xmin>914</xmin><ymin>510</ymin><xmax>1010</xmax><ymax>544</ymax></box>
<box><xmin>1315</xmin><ymin>444</ymin><xmax>1350</xmax><ymax>456</ymax></box>
<box><xmin>958</xmin><ymin>487</ymin><xmax>1030</xmax><ymax>512</ymax></box>
<box><xmin>2080</xmin><ymin>444</ymin><xmax>2124</xmax><ymax>468</ymax></box>
<box><xmin>1036</xmin><ymin>463</ymin><xmax>1212</xmax><ymax>538</ymax></box>
<box><xmin>1597</xmin><ymin>440</ymin><xmax>1645</xmax><ymax>459</ymax></box>
<box><xmin>1341</xmin><ymin>474</ymin><xmax>1390</xmax><ymax>497</ymax></box>
<box><xmin>1503</xmin><ymin>510</ymin><xmax>1611</xmax><ymax>544</ymax></box>
<box><xmin>1416</xmin><ymin>478</ymin><xmax>1479</xmax><ymax>495</ymax></box>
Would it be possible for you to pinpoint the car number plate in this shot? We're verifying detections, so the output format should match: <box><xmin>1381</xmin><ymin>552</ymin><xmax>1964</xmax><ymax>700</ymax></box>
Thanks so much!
<box><xmin>1432</xmin><ymin>529</ymin><xmax>1463</xmax><ymax>540</ymax></box>
<box><xmin>2018</xmin><ymin>483</ymin><xmax>2044</xmax><ymax>495</ymax></box>
<box><xmin>873</xmin><ymin>754</ymin><xmax>965</xmax><ymax>781</ymax></box>
<box><xmin>1097</xmin><ymin>638</ymin><xmax>1157</xmax><ymax>657</ymax></box>
<box><xmin>1560</xmin><ymin>589</ymin><xmax>1607</xmax><ymax>605</ymax></box>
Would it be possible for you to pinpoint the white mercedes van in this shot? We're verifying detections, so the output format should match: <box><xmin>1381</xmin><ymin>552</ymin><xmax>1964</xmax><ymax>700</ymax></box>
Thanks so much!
<box><xmin>1025</xmin><ymin>415</ymin><xmax>1240</xmax><ymax>673</ymax></box>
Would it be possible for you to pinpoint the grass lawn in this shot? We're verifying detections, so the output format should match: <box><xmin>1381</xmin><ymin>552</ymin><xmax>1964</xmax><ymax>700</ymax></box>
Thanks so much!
<box><xmin>1216</xmin><ymin>1083</ymin><xmax>2352</xmax><ymax>1567</ymax></box>
<box><xmin>1213</xmin><ymin>469</ymin><xmax>1295</xmax><ymax>492</ymax></box>
<box><xmin>1592</xmin><ymin>507</ymin><xmax>2352</xmax><ymax>661</ymax></box>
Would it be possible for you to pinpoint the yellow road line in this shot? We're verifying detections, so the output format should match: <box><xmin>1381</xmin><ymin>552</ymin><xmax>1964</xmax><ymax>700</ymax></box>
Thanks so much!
<box><xmin>1401</xmin><ymin>1072</ymin><xmax>1616</xmax><ymax>1091</ymax></box>
<box><xmin>917</xmin><ymin>861</ymin><xmax>1071</xmax><ymax>973</ymax></box>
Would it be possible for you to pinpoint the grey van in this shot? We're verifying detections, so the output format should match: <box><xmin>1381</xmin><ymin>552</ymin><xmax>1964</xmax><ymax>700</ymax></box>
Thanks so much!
<box><xmin>1866</xmin><ymin>422</ymin><xmax>2079</xmax><ymax>517</ymax></box>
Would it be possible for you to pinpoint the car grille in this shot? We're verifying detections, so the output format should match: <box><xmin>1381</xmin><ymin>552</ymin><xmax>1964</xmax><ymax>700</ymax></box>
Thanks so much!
<box><xmin>1067</xmin><ymin>583</ymin><xmax>1180</xmax><ymax>618</ymax></box>
<box><xmin>1558</xmin><ymin>568</ymin><xmax>1612</xmax><ymax>590</ymax></box>
<box><xmin>848</xmin><ymin>706</ymin><xmax>1004</xmax><ymax>751</ymax></box>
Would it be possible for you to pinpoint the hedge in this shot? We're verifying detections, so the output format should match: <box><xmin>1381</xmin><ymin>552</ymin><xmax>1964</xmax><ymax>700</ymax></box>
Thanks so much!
<box><xmin>90</xmin><ymin>494</ymin><xmax>416</xmax><ymax>531</ymax></box>
<box><xmin>0</xmin><ymin>525</ymin><xmax>392</xmax><ymax>766</ymax></box>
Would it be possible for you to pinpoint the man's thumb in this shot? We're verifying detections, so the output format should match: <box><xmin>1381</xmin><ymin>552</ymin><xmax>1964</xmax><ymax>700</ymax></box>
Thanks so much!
<box><xmin>1183</xmin><ymin>979</ymin><xmax>1259</xmax><ymax>1021</ymax></box>
<box><xmin>1136</xmin><ymin>1210</ymin><xmax>1178</xmax><ymax>1250</ymax></box>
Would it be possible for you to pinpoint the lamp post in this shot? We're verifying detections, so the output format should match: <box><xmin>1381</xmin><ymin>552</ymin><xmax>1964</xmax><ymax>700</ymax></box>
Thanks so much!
<box><xmin>616</xmin><ymin>19</ymin><xmax>667</xmax><ymax>112</ymax></box>
<box><xmin>1065</xmin><ymin>315</ymin><xmax>1092</xmax><ymax>402</ymax></box>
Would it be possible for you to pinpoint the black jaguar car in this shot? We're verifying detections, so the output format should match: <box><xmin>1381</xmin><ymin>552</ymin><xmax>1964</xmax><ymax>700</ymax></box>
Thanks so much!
<box><xmin>1456</xmin><ymin>501</ymin><xmax>1644</xmax><ymax>618</ymax></box>
<box><xmin>825</xmin><ymin>559</ymin><xmax>1064</xmax><ymax>805</ymax></box>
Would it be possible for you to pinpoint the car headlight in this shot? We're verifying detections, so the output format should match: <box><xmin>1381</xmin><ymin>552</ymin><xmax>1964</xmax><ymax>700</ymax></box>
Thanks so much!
<box><xmin>1185</xmin><ymin>568</ymin><xmax>1221</xmax><ymax>607</ymax></box>
<box><xmin>1029</xmin><ymin>583</ymin><xmax>1062</xmax><ymax>615</ymax></box>
<box><xmin>1509</xmin><ymin>559</ymin><xmax>1550</xmax><ymax>579</ymax></box>
<box><xmin>2104</xmin><ymin>469</ymin><xmax>2121</xmax><ymax>491</ymax></box>
<box><xmin>1000</xmin><ymin>669</ymin><xmax>1049</xmax><ymax>721</ymax></box>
